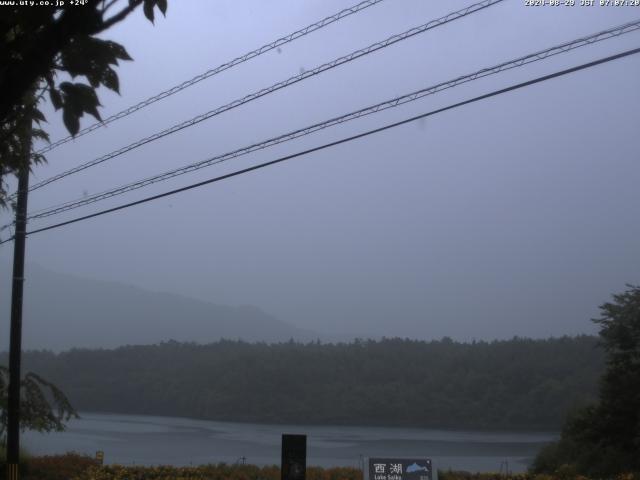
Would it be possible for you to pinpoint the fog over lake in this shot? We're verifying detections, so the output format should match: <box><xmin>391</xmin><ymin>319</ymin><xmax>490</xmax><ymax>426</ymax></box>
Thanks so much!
<box><xmin>23</xmin><ymin>413</ymin><xmax>556</xmax><ymax>473</ymax></box>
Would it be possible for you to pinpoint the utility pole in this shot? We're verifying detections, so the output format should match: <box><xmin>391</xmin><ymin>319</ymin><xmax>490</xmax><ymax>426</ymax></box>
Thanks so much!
<box><xmin>6</xmin><ymin>118</ymin><xmax>31</xmax><ymax>480</ymax></box>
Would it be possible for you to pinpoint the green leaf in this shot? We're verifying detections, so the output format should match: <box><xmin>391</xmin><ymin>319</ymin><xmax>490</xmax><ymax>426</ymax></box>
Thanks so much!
<box><xmin>105</xmin><ymin>40</ymin><xmax>132</xmax><ymax>61</ymax></box>
<box><xmin>62</xmin><ymin>108</ymin><xmax>80</xmax><ymax>136</ymax></box>
<box><xmin>32</xmin><ymin>108</ymin><xmax>46</xmax><ymax>125</ymax></box>
<box><xmin>59</xmin><ymin>82</ymin><xmax>103</xmax><ymax>134</ymax></box>
<box><xmin>85</xmin><ymin>69</ymin><xmax>101</xmax><ymax>89</ymax></box>
<box><xmin>71</xmin><ymin>84</ymin><xmax>102</xmax><ymax>120</ymax></box>
<box><xmin>59</xmin><ymin>37</ymin><xmax>129</xmax><ymax>94</ymax></box>
<box><xmin>157</xmin><ymin>0</ymin><xmax>167</xmax><ymax>16</ymax></box>
<box><xmin>49</xmin><ymin>88</ymin><xmax>62</xmax><ymax>110</ymax></box>
<box><xmin>101</xmin><ymin>67</ymin><xmax>120</xmax><ymax>94</ymax></box>
<box><xmin>32</xmin><ymin>128</ymin><xmax>50</xmax><ymax>143</ymax></box>
<box><xmin>84</xmin><ymin>103</ymin><xmax>101</xmax><ymax>122</ymax></box>
<box><xmin>31</xmin><ymin>153</ymin><xmax>47</xmax><ymax>166</ymax></box>
<box><xmin>58</xmin><ymin>82</ymin><xmax>74</xmax><ymax>95</ymax></box>
<box><xmin>143</xmin><ymin>0</ymin><xmax>155</xmax><ymax>23</ymax></box>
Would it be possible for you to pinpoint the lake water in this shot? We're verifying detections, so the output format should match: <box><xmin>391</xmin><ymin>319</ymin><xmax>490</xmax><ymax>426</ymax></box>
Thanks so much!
<box><xmin>22</xmin><ymin>413</ymin><xmax>557</xmax><ymax>473</ymax></box>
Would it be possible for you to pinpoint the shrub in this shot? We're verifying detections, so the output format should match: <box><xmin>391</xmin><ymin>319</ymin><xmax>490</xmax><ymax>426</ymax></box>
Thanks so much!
<box><xmin>24</xmin><ymin>452</ymin><xmax>98</xmax><ymax>480</ymax></box>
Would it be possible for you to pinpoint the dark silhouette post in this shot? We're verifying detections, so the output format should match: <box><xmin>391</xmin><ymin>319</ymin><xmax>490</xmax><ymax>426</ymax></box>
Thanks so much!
<box><xmin>6</xmin><ymin>128</ymin><xmax>31</xmax><ymax>480</ymax></box>
<box><xmin>281</xmin><ymin>434</ymin><xmax>306</xmax><ymax>480</ymax></box>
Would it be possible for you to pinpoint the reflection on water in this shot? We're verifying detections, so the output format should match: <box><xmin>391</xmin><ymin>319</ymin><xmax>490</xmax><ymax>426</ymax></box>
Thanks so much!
<box><xmin>23</xmin><ymin>413</ymin><xmax>557</xmax><ymax>472</ymax></box>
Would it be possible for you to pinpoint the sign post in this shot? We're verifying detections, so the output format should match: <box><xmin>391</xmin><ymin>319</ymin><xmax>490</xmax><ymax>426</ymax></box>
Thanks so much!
<box><xmin>281</xmin><ymin>434</ymin><xmax>306</xmax><ymax>480</ymax></box>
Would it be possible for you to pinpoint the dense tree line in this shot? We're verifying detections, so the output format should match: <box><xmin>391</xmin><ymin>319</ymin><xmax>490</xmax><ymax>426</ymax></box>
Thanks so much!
<box><xmin>3</xmin><ymin>336</ymin><xmax>603</xmax><ymax>430</ymax></box>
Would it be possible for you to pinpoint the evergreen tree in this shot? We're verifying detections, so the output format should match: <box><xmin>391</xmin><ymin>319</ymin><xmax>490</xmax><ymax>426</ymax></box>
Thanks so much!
<box><xmin>532</xmin><ymin>285</ymin><xmax>640</xmax><ymax>476</ymax></box>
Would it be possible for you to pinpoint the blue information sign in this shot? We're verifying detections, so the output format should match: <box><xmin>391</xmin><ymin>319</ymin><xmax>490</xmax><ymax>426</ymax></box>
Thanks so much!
<box><xmin>366</xmin><ymin>457</ymin><xmax>432</xmax><ymax>480</ymax></box>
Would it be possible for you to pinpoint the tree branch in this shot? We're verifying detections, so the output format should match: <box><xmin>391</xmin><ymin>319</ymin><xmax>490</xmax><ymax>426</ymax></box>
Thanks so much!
<box><xmin>0</xmin><ymin>1</ymin><xmax>145</xmax><ymax>125</ymax></box>
<box><xmin>101</xmin><ymin>0</ymin><xmax>121</xmax><ymax>15</ymax></box>
<box><xmin>100</xmin><ymin>0</ymin><xmax>143</xmax><ymax>31</ymax></box>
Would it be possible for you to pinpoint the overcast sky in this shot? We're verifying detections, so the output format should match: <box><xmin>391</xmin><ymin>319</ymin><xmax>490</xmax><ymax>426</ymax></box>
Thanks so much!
<box><xmin>1</xmin><ymin>0</ymin><xmax>639</xmax><ymax>343</ymax></box>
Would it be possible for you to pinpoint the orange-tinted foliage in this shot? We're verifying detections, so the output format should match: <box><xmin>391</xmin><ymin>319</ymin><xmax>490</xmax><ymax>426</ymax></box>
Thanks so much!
<box><xmin>1</xmin><ymin>455</ymin><xmax>637</xmax><ymax>480</ymax></box>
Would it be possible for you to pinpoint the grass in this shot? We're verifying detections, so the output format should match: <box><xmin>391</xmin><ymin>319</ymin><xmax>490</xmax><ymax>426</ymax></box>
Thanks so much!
<box><xmin>0</xmin><ymin>453</ymin><xmax>638</xmax><ymax>480</ymax></box>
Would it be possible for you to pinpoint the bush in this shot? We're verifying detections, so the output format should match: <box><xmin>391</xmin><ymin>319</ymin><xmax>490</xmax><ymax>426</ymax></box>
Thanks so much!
<box><xmin>68</xmin><ymin>463</ymin><xmax>362</xmax><ymax>480</ymax></box>
<box><xmin>1</xmin><ymin>454</ymin><xmax>638</xmax><ymax>480</ymax></box>
<box><xmin>23</xmin><ymin>452</ymin><xmax>99</xmax><ymax>480</ymax></box>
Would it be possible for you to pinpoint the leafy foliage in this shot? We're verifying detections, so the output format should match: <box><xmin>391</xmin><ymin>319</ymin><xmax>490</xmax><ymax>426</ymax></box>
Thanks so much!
<box><xmin>57</xmin><ymin>82</ymin><xmax>103</xmax><ymax>136</ymax></box>
<box><xmin>10</xmin><ymin>336</ymin><xmax>603</xmax><ymax>430</ymax></box>
<box><xmin>438</xmin><ymin>472</ymin><xmax>638</xmax><ymax>480</ymax></box>
<box><xmin>1</xmin><ymin>454</ymin><xmax>639</xmax><ymax>480</ymax></box>
<box><xmin>0</xmin><ymin>0</ymin><xmax>168</xmax><ymax>205</ymax></box>
<box><xmin>19</xmin><ymin>453</ymin><xmax>98</xmax><ymax>480</ymax></box>
<box><xmin>531</xmin><ymin>286</ymin><xmax>640</xmax><ymax>477</ymax></box>
<box><xmin>0</xmin><ymin>365</ymin><xmax>78</xmax><ymax>439</ymax></box>
<box><xmin>0</xmin><ymin>456</ymin><xmax>361</xmax><ymax>480</ymax></box>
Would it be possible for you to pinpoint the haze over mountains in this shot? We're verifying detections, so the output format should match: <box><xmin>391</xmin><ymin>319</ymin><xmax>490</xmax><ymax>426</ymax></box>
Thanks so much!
<box><xmin>0</xmin><ymin>264</ymin><xmax>318</xmax><ymax>351</ymax></box>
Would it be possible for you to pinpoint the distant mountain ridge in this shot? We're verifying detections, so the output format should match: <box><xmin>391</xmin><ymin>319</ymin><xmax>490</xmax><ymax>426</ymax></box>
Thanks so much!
<box><xmin>0</xmin><ymin>264</ymin><xmax>317</xmax><ymax>351</ymax></box>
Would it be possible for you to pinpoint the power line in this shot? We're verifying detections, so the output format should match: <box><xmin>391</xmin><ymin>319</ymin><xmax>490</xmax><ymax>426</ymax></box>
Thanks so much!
<box><xmin>24</xmin><ymin>0</ymin><xmax>504</xmax><ymax>195</ymax></box>
<box><xmin>3</xmin><ymin>45</ymin><xmax>636</xmax><ymax>243</ymax></box>
<box><xmin>35</xmin><ymin>0</ymin><xmax>388</xmax><ymax>156</ymax></box>
<box><xmin>24</xmin><ymin>19</ymin><xmax>640</xmax><ymax>221</ymax></box>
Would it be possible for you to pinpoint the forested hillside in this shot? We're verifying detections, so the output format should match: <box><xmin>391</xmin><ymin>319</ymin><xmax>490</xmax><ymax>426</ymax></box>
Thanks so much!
<box><xmin>9</xmin><ymin>336</ymin><xmax>603</xmax><ymax>430</ymax></box>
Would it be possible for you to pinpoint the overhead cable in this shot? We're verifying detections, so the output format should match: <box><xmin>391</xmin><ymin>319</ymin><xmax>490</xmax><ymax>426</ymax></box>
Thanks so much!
<box><xmin>35</xmin><ymin>0</ymin><xmax>388</xmax><ymax>155</ymax></box>
<box><xmin>25</xmin><ymin>0</ymin><xmax>504</xmax><ymax>195</ymax></box>
<box><xmin>2</xmin><ymin>45</ymin><xmax>636</xmax><ymax>243</ymax></box>
<box><xmin>25</xmin><ymin>19</ymin><xmax>640</xmax><ymax>221</ymax></box>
